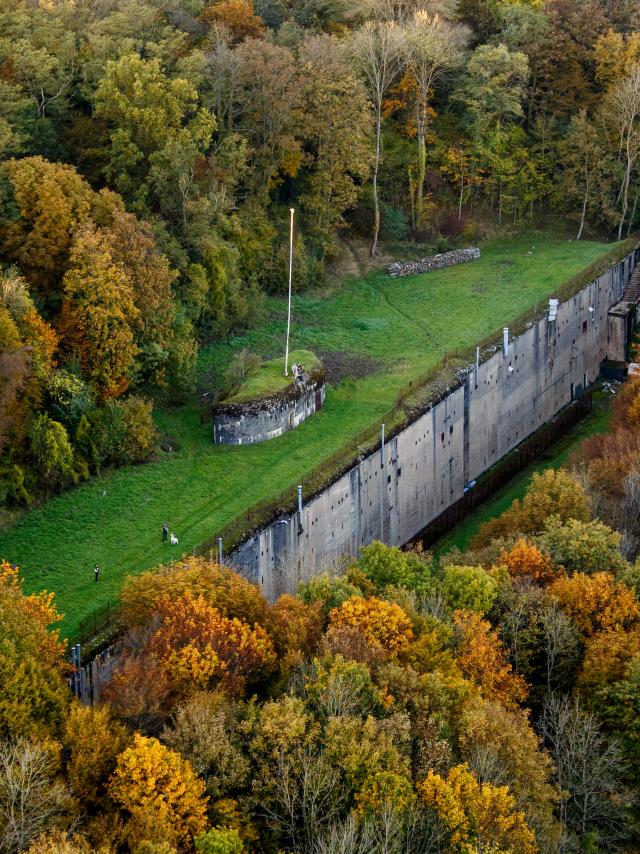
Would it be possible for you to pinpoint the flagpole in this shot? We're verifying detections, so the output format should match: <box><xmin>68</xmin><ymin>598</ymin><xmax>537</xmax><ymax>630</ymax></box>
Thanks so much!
<box><xmin>284</xmin><ymin>207</ymin><xmax>294</xmax><ymax>376</ymax></box>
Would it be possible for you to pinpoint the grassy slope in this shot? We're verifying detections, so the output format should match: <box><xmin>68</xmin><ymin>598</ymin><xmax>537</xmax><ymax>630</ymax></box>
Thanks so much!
<box><xmin>433</xmin><ymin>386</ymin><xmax>615</xmax><ymax>558</ymax></box>
<box><xmin>0</xmin><ymin>236</ymin><xmax>614</xmax><ymax>638</ymax></box>
<box><xmin>223</xmin><ymin>349</ymin><xmax>321</xmax><ymax>403</ymax></box>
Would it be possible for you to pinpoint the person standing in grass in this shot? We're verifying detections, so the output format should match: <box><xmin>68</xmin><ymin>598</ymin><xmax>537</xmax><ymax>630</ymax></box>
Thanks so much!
<box><xmin>94</xmin><ymin>564</ymin><xmax>100</xmax><ymax>583</ymax></box>
<box><xmin>162</xmin><ymin>522</ymin><xmax>169</xmax><ymax>542</ymax></box>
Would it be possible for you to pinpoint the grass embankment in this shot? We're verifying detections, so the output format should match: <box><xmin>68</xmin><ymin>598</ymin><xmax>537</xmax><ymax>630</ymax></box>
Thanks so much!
<box><xmin>433</xmin><ymin>386</ymin><xmax>615</xmax><ymax>558</ymax></box>
<box><xmin>222</xmin><ymin>350</ymin><xmax>321</xmax><ymax>403</ymax></box>
<box><xmin>0</xmin><ymin>236</ymin><xmax>618</xmax><ymax>639</ymax></box>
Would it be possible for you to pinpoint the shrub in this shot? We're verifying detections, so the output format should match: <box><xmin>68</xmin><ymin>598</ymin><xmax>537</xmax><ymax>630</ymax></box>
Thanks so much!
<box><xmin>442</xmin><ymin>565</ymin><xmax>498</xmax><ymax>614</ymax></box>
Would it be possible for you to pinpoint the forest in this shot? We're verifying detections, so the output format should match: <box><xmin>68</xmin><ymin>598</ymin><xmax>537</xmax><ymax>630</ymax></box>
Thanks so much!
<box><xmin>2</xmin><ymin>0</ymin><xmax>640</xmax><ymax>509</ymax></box>
<box><xmin>3</xmin><ymin>373</ymin><xmax>640</xmax><ymax>853</ymax></box>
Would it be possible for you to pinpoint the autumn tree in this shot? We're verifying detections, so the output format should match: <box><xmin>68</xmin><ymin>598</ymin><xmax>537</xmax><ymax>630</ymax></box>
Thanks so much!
<box><xmin>419</xmin><ymin>762</ymin><xmax>536</xmax><ymax>854</ymax></box>
<box><xmin>350</xmin><ymin>21</ymin><xmax>404</xmax><ymax>255</ymax></box>
<box><xmin>473</xmin><ymin>469</ymin><xmax>591</xmax><ymax>547</ymax></box>
<box><xmin>59</xmin><ymin>225</ymin><xmax>138</xmax><ymax>401</ymax></box>
<box><xmin>549</xmin><ymin>571</ymin><xmax>640</xmax><ymax>636</ymax></box>
<box><xmin>0</xmin><ymin>157</ymin><xmax>93</xmax><ymax>302</ymax></box>
<box><xmin>200</xmin><ymin>0</ymin><xmax>266</xmax><ymax>42</ymax></box>
<box><xmin>601</xmin><ymin>64</ymin><xmax>640</xmax><ymax>239</ymax></box>
<box><xmin>109</xmin><ymin>734</ymin><xmax>208</xmax><ymax>850</ymax></box>
<box><xmin>537</xmin><ymin>517</ymin><xmax>626</xmax><ymax>576</ymax></box>
<box><xmin>454</xmin><ymin>610</ymin><xmax>528</xmax><ymax>709</ymax></box>
<box><xmin>298</xmin><ymin>36</ymin><xmax>373</xmax><ymax>259</ymax></box>
<box><xmin>62</xmin><ymin>704</ymin><xmax>130</xmax><ymax>815</ymax></box>
<box><xmin>500</xmin><ymin>539</ymin><xmax>557</xmax><ymax>585</ymax></box>
<box><xmin>148</xmin><ymin>592</ymin><xmax>276</xmax><ymax>695</ymax></box>
<box><xmin>0</xmin><ymin>561</ymin><xmax>68</xmax><ymax>741</ymax></box>
<box><xmin>442</xmin><ymin>564</ymin><xmax>498</xmax><ymax>613</ymax></box>
<box><xmin>539</xmin><ymin>694</ymin><xmax>627</xmax><ymax>843</ymax></box>
<box><xmin>404</xmin><ymin>12</ymin><xmax>467</xmax><ymax>226</ymax></box>
<box><xmin>235</xmin><ymin>40</ymin><xmax>301</xmax><ymax>193</ymax></box>
<box><xmin>328</xmin><ymin>595</ymin><xmax>414</xmax><ymax>659</ymax></box>
<box><xmin>95</xmin><ymin>53</ymin><xmax>214</xmax><ymax>214</ymax></box>
<box><xmin>162</xmin><ymin>692</ymin><xmax>249</xmax><ymax>802</ymax></box>
<box><xmin>119</xmin><ymin>558</ymin><xmax>270</xmax><ymax>630</ymax></box>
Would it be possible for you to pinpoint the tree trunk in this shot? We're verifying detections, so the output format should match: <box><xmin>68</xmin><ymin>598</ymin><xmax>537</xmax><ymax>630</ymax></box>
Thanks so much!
<box><xmin>458</xmin><ymin>170</ymin><xmax>464</xmax><ymax>221</ymax></box>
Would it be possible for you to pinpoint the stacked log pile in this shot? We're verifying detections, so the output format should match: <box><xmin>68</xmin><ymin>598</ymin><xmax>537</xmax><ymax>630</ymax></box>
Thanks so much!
<box><xmin>388</xmin><ymin>247</ymin><xmax>481</xmax><ymax>277</ymax></box>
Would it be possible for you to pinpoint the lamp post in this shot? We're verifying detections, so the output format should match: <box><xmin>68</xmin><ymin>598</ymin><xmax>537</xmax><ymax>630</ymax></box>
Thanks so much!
<box><xmin>284</xmin><ymin>207</ymin><xmax>295</xmax><ymax>376</ymax></box>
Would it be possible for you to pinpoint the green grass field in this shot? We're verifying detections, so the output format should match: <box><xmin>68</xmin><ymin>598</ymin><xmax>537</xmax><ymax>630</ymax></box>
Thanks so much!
<box><xmin>0</xmin><ymin>235</ymin><xmax>617</xmax><ymax>639</ymax></box>
<box><xmin>222</xmin><ymin>349</ymin><xmax>321</xmax><ymax>403</ymax></box>
<box><xmin>433</xmin><ymin>386</ymin><xmax>616</xmax><ymax>559</ymax></box>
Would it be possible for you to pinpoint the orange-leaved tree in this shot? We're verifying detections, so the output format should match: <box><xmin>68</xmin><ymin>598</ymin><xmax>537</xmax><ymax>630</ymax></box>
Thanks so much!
<box><xmin>548</xmin><ymin>571</ymin><xmax>640</xmax><ymax>636</ymax></box>
<box><xmin>327</xmin><ymin>596</ymin><xmax>414</xmax><ymax>659</ymax></box>
<box><xmin>119</xmin><ymin>557</ymin><xmax>270</xmax><ymax>629</ymax></box>
<box><xmin>149</xmin><ymin>591</ymin><xmax>276</xmax><ymax>695</ymax></box>
<box><xmin>108</xmin><ymin>733</ymin><xmax>208</xmax><ymax>849</ymax></box>
<box><xmin>500</xmin><ymin>539</ymin><xmax>558</xmax><ymax>585</ymax></box>
<box><xmin>453</xmin><ymin>610</ymin><xmax>528</xmax><ymax>709</ymax></box>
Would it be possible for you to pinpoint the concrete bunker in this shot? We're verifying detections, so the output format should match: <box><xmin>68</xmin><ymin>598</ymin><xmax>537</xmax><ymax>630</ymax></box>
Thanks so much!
<box><xmin>212</xmin><ymin>363</ymin><xmax>326</xmax><ymax>445</ymax></box>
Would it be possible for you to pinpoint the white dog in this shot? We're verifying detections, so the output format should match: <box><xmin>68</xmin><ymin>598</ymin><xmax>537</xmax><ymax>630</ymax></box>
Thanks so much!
<box><xmin>170</xmin><ymin>533</ymin><xmax>179</xmax><ymax>545</ymax></box>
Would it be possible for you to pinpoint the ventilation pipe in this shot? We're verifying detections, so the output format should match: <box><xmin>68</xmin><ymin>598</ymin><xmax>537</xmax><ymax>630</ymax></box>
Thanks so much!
<box><xmin>380</xmin><ymin>423</ymin><xmax>385</xmax><ymax>467</ymax></box>
<box><xmin>549</xmin><ymin>299</ymin><xmax>559</xmax><ymax>322</ymax></box>
<box><xmin>503</xmin><ymin>327</ymin><xmax>509</xmax><ymax>357</ymax></box>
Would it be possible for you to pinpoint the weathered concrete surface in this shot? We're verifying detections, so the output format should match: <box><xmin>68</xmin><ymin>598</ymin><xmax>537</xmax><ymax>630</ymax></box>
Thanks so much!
<box><xmin>213</xmin><ymin>374</ymin><xmax>326</xmax><ymax>445</ymax></box>
<box><xmin>230</xmin><ymin>250</ymin><xmax>639</xmax><ymax>600</ymax></box>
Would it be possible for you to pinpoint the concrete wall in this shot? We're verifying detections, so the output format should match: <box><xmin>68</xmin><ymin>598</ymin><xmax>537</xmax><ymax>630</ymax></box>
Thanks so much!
<box><xmin>229</xmin><ymin>251</ymin><xmax>638</xmax><ymax>600</ymax></box>
<box><xmin>213</xmin><ymin>378</ymin><xmax>326</xmax><ymax>445</ymax></box>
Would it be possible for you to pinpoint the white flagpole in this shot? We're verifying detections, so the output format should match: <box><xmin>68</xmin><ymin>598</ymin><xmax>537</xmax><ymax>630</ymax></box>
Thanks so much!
<box><xmin>284</xmin><ymin>207</ymin><xmax>294</xmax><ymax>376</ymax></box>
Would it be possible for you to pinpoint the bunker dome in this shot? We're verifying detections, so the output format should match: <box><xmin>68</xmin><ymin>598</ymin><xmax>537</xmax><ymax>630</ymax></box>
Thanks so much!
<box><xmin>212</xmin><ymin>350</ymin><xmax>326</xmax><ymax>445</ymax></box>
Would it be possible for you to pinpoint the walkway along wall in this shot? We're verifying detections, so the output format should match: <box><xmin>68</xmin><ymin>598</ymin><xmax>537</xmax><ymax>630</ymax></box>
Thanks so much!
<box><xmin>229</xmin><ymin>250</ymin><xmax>639</xmax><ymax>600</ymax></box>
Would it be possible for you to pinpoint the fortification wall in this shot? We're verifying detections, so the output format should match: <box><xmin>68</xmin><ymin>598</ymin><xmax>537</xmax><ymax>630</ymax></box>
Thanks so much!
<box><xmin>230</xmin><ymin>251</ymin><xmax>638</xmax><ymax>600</ymax></box>
<box><xmin>213</xmin><ymin>375</ymin><xmax>326</xmax><ymax>445</ymax></box>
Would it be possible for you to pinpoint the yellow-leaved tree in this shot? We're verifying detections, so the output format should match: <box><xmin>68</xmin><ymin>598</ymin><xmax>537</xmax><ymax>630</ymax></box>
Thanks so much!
<box><xmin>327</xmin><ymin>595</ymin><xmax>414</xmax><ymax>659</ymax></box>
<box><xmin>108</xmin><ymin>733</ymin><xmax>208</xmax><ymax>849</ymax></box>
<box><xmin>59</xmin><ymin>224</ymin><xmax>138</xmax><ymax>401</ymax></box>
<box><xmin>419</xmin><ymin>763</ymin><xmax>537</xmax><ymax>853</ymax></box>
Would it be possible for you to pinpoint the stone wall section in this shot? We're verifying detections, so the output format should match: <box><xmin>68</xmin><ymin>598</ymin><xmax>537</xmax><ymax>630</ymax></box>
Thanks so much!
<box><xmin>388</xmin><ymin>247</ymin><xmax>481</xmax><ymax>277</ymax></box>
<box><xmin>230</xmin><ymin>251</ymin><xmax>638</xmax><ymax>600</ymax></box>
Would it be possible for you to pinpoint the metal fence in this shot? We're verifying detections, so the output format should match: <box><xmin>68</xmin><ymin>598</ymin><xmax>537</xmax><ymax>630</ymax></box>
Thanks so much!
<box><xmin>67</xmin><ymin>599</ymin><xmax>118</xmax><ymax>650</ymax></box>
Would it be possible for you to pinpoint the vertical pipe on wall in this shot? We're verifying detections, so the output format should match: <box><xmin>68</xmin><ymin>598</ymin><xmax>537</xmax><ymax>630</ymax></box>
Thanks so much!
<box><xmin>503</xmin><ymin>327</ymin><xmax>509</xmax><ymax>357</ymax></box>
<box><xmin>218</xmin><ymin>537</ymin><xmax>223</xmax><ymax>564</ymax></box>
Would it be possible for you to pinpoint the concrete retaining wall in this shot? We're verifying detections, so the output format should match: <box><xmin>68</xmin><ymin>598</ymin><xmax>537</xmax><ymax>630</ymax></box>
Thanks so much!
<box><xmin>229</xmin><ymin>251</ymin><xmax>638</xmax><ymax>600</ymax></box>
<box><xmin>213</xmin><ymin>375</ymin><xmax>326</xmax><ymax>445</ymax></box>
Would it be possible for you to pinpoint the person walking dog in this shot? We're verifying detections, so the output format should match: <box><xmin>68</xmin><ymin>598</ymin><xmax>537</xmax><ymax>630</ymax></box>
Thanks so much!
<box><xmin>162</xmin><ymin>522</ymin><xmax>169</xmax><ymax>542</ymax></box>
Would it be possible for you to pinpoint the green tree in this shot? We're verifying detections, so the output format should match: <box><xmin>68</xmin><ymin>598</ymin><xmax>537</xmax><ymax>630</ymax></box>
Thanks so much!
<box><xmin>442</xmin><ymin>565</ymin><xmax>498</xmax><ymax>614</ymax></box>
<box><xmin>29</xmin><ymin>414</ymin><xmax>77</xmax><ymax>493</ymax></box>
